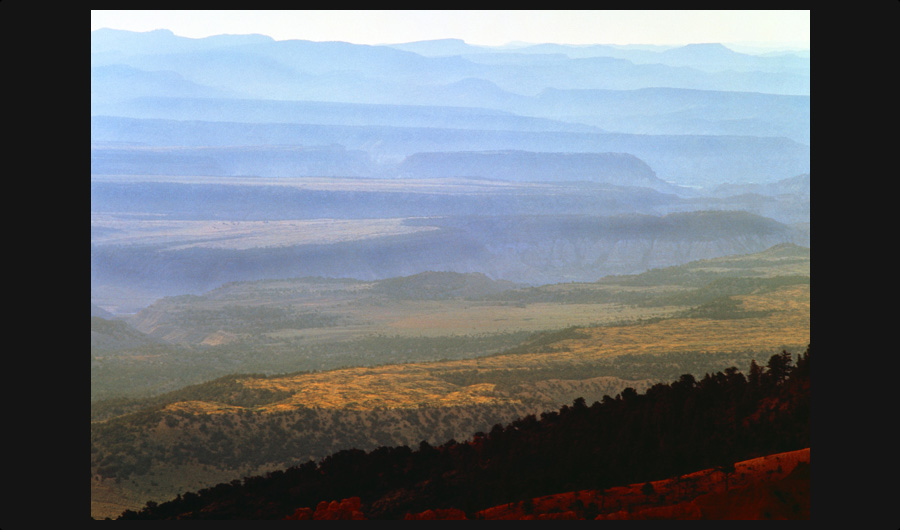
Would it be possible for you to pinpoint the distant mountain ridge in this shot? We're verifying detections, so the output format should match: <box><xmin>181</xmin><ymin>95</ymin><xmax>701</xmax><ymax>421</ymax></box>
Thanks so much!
<box><xmin>91</xmin><ymin>95</ymin><xmax>601</xmax><ymax>134</ymax></box>
<box><xmin>91</xmin><ymin>115</ymin><xmax>810</xmax><ymax>187</ymax></box>
<box><xmin>385</xmin><ymin>38</ymin><xmax>494</xmax><ymax>57</ymax></box>
<box><xmin>91</xmin><ymin>30</ymin><xmax>808</xmax><ymax>96</ymax></box>
<box><xmin>91</xmin><ymin>28</ymin><xmax>276</xmax><ymax>55</ymax></box>
<box><xmin>91</xmin><ymin>29</ymin><xmax>809</xmax><ymax>189</ymax></box>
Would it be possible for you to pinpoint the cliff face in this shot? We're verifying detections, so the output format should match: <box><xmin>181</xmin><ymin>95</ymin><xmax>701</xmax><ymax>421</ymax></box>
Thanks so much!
<box><xmin>93</xmin><ymin>211</ymin><xmax>809</xmax><ymax>304</ymax></box>
<box><xmin>395</xmin><ymin>151</ymin><xmax>664</xmax><ymax>188</ymax></box>
<box><xmin>415</xmin><ymin>211</ymin><xmax>809</xmax><ymax>284</ymax></box>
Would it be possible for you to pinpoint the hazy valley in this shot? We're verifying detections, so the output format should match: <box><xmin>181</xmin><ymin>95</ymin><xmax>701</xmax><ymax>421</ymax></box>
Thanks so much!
<box><xmin>91</xmin><ymin>24</ymin><xmax>809</xmax><ymax>519</ymax></box>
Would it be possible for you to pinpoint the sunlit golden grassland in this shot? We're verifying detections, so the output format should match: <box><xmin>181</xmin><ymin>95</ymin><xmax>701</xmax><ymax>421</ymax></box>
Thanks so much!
<box><xmin>220</xmin><ymin>283</ymin><xmax>809</xmax><ymax>413</ymax></box>
<box><xmin>116</xmin><ymin>244</ymin><xmax>809</xmax><ymax>415</ymax></box>
<box><xmin>570</xmin><ymin>286</ymin><xmax>810</xmax><ymax>358</ymax></box>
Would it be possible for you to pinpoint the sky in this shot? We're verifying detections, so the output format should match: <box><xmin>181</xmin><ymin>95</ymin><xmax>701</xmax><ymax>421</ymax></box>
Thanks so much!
<box><xmin>90</xmin><ymin>10</ymin><xmax>810</xmax><ymax>51</ymax></box>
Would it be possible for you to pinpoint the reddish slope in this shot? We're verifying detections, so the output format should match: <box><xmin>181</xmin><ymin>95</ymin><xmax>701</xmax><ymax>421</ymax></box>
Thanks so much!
<box><xmin>401</xmin><ymin>448</ymin><xmax>810</xmax><ymax>520</ymax></box>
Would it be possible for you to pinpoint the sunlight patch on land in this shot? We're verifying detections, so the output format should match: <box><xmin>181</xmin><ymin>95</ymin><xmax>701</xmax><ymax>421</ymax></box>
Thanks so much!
<box><xmin>233</xmin><ymin>285</ymin><xmax>808</xmax><ymax>413</ymax></box>
<box><xmin>90</xmin><ymin>215</ymin><xmax>438</xmax><ymax>250</ymax></box>
<box><xmin>254</xmin><ymin>372</ymin><xmax>509</xmax><ymax>411</ymax></box>
<box><xmin>163</xmin><ymin>400</ymin><xmax>247</xmax><ymax>415</ymax></box>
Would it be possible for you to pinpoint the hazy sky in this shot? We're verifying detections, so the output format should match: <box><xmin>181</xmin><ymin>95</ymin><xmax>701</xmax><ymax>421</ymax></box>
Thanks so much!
<box><xmin>91</xmin><ymin>10</ymin><xmax>810</xmax><ymax>50</ymax></box>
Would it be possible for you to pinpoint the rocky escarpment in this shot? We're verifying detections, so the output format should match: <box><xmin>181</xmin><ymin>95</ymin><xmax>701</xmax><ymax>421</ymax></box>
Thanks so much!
<box><xmin>93</xmin><ymin>211</ymin><xmax>809</xmax><ymax>306</ymax></box>
<box><xmin>408</xmin><ymin>211</ymin><xmax>810</xmax><ymax>284</ymax></box>
<box><xmin>395</xmin><ymin>151</ymin><xmax>666</xmax><ymax>189</ymax></box>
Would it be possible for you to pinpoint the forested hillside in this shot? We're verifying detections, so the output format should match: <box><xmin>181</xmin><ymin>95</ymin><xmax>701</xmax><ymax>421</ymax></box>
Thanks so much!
<box><xmin>112</xmin><ymin>347</ymin><xmax>809</xmax><ymax>519</ymax></box>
